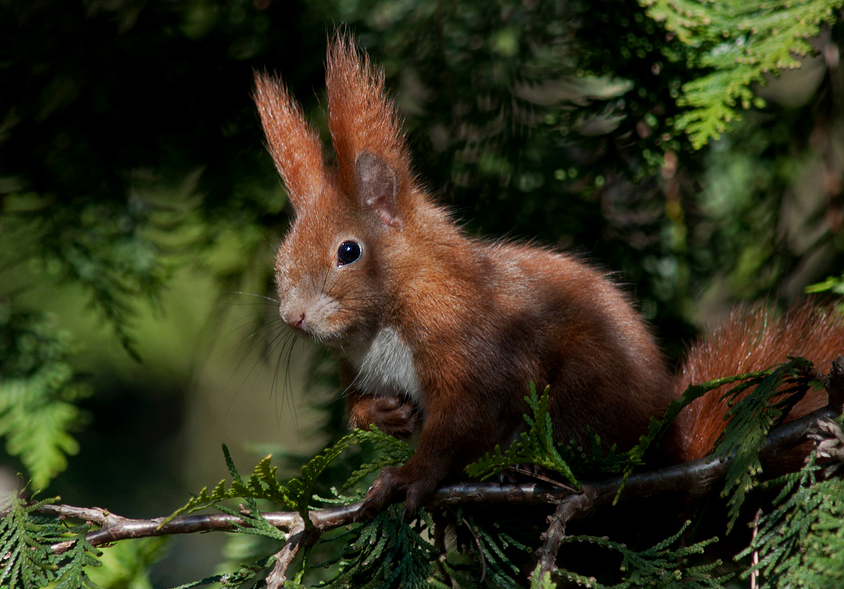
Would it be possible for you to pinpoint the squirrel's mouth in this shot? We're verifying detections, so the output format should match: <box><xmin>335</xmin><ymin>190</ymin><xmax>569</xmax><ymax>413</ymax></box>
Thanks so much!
<box><xmin>284</xmin><ymin>320</ymin><xmax>347</xmax><ymax>348</ymax></box>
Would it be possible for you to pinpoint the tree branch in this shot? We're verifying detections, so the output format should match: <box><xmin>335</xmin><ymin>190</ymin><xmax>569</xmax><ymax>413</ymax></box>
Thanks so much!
<box><xmin>265</xmin><ymin>517</ymin><xmax>307</xmax><ymax>589</ymax></box>
<box><xmin>21</xmin><ymin>355</ymin><xmax>842</xmax><ymax>573</ymax></box>
<box><xmin>31</xmin><ymin>401</ymin><xmax>837</xmax><ymax>557</ymax></box>
<box><xmin>534</xmin><ymin>486</ymin><xmax>596</xmax><ymax>580</ymax></box>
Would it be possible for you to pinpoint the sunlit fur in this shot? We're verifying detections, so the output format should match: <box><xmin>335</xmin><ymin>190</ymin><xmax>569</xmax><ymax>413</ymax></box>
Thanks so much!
<box><xmin>254</xmin><ymin>73</ymin><xmax>325</xmax><ymax>208</ymax></box>
<box><xmin>666</xmin><ymin>303</ymin><xmax>844</xmax><ymax>470</ymax></box>
<box><xmin>255</xmin><ymin>34</ymin><xmax>844</xmax><ymax>516</ymax></box>
<box><xmin>255</xmin><ymin>35</ymin><xmax>673</xmax><ymax>515</ymax></box>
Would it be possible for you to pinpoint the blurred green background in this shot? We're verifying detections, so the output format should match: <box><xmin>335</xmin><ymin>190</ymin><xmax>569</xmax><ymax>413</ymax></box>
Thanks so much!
<box><xmin>1</xmin><ymin>0</ymin><xmax>842</xmax><ymax>585</ymax></box>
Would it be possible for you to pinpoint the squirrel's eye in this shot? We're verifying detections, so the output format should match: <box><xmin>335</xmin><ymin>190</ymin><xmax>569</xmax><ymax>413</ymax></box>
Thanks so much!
<box><xmin>337</xmin><ymin>240</ymin><xmax>361</xmax><ymax>266</ymax></box>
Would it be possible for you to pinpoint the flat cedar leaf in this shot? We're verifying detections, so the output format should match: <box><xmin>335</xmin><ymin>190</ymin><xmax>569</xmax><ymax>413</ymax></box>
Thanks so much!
<box><xmin>38</xmin><ymin>201</ymin><xmax>174</xmax><ymax>360</ymax></box>
<box><xmin>168</xmin><ymin>557</ymin><xmax>273</xmax><ymax>589</ymax></box>
<box><xmin>806</xmin><ymin>273</ymin><xmax>844</xmax><ymax>294</ymax></box>
<box><xmin>214</xmin><ymin>504</ymin><xmax>288</xmax><ymax>542</ymax></box>
<box><xmin>530</xmin><ymin>565</ymin><xmax>556</xmax><ymax>589</ymax></box>
<box><xmin>222</xmin><ymin>443</ymin><xmax>241</xmax><ymax>482</ymax></box>
<box><xmin>254</xmin><ymin>454</ymin><xmax>279</xmax><ymax>487</ymax></box>
<box><xmin>284</xmin><ymin>434</ymin><xmax>364</xmax><ymax>514</ymax></box>
<box><xmin>0</xmin><ymin>365</ymin><xmax>87</xmax><ymax>490</ymax></box>
<box><xmin>167</xmin><ymin>445</ymin><xmax>303</xmax><ymax>524</ymax></box>
<box><xmin>323</xmin><ymin>504</ymin><xmax>436</xmax><ymax>589</ymax></box>
<box><xmin>53</xmin><ymin>534</ymin><xmax>102</xmax><ymax>589</ymax></box>
<box><xmin>0</xmin><ymin>312</ymin><xmax>92</xmax><ymax>490</ymax></box>
<box><xmin>0</xmin><ymin>400</ymin><xmax>81</xmax><ymax>491</ymax></box>
<box><xmin>163</xmin><ymin>478</ymin><xmax>232</xmax><ymax>525</ymax></box>
<box><xmin>173</xmin><ymin>429</ymin><xmax>411</xmax><ymax>527</ymax></box>
<box><xmin>465</xmin><ymin>384</ymin><xmax>579</xmax><ymax>489</ymax></box>
<box><xmin>641</xmin><ymin>0</ymin><xmax>844</xmax><ymax>148</ymax></box>
<box><xmin>85</xmin><ymin>537</ymin><xmax>167</xmax><ymax>589</ymax></box>
<box><xmin>714</xmin><ymin>357</ymin><xmax>812</xmax><ymax>533</ymax></box>
<box><xmin>473</xmin><ymin>522</ymin><xmax>524</xmax><ymax>588</ymax></box>
<box><xmin>353</xmin><ymin>427</ymin><xmax>413</xmax><ymax>460</ymax></box>
<box><xmin>738</xmin><ymin>458</ymin><xmax>844</xmax><ymax>588</ymax></box>
<box><xmin>339</xmin><ymin>427</ymin><xmax>412</xmax><ymax>492</ymax></box>
<box><xmin>559</xmin><ymin>521</ymin><xmax>724</xmax><ymax>587</ymax></box>
<box><xmin>0</xmin><ymin>494</ymin><xmax>70</xmax><ymax>589</ymax></box>
<box><xmin>342</xmin><ymin>455</ymin><xmax>401</xmax><ymax>493</ymax></box>
<box><xmin>245</xmin><ymin>454</ymin><xmax>293</xmax><ymax>504</ymax></box>
<box><xmin>635</xmin><ymin>369</ymin><xmax>767</xmax><ymax>454</ymax></box>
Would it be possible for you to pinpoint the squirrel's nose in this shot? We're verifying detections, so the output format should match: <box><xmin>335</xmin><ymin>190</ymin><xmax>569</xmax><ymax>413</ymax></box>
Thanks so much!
<box><xmin>282</xmin><ymin>309</ymin><xmax>306</xmax><ymax>330</ymax></box>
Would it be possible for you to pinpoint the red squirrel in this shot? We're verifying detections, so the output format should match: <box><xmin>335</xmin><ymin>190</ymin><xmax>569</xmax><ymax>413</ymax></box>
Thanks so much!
<box><xmin>254</xmin><ymin>36</ymin><xmax>844</xmax><ymax>517</ymax></box>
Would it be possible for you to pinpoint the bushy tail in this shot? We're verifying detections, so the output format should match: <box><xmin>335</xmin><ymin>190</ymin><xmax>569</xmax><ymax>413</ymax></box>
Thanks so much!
<box><xmin>665</xmin><ymin>302</ymin><xmax>844</xmax><ymax>465</ymax></box>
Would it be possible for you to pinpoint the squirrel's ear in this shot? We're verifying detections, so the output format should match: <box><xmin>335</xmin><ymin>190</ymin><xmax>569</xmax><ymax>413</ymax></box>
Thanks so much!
<box><xmin>355</xmin><ymin>151</ymin><xmax>400</xmax><ymax>229</ymax></box>
<box><xmin>326</xmin><ymin>34</ymin><xmax>412</xmax><ymax>227</ymax></box>
<box><xmin>253</xmin><ymin>71</ymin><xmax>325</xmax><ymax>210</ymax></box>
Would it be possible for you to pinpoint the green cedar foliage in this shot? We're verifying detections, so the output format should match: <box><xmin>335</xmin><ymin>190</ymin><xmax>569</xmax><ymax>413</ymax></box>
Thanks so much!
<box><xmin>530</xmin><ymin>566</ymin><xmax>556</xmax><ymax>589</ymax></box>
<box><xmin>738</xmin><ymin>450</ymin><xmax>844</xmax><ymax>588</ymax></box>
<box><xmin>0</xmin><ymin>197</ymin><xmax>184</xmax><ymax>490</ymax></box>
<box><xmin>557</xmin><ymin>521</ymin><xmax>724</xmax><ymax>589</ymax></box>
<box><xmin>84</xmin><ymin>537</ymin><xmax>168</xmax><ymax>589</ymax></box>
<box><xmin>643</xmin><ymin>0</ymin><xmax>844</xmax><ymax>148</ymax></box>
<box><xmin>319</xmin><ymin>505</ymin><xmax>437</xmax><ymax>589</ymax></box>
<box><xmin>467</xmin><ymin>384</ymin><xmax>642</xmax><ymax>485</ymax></box>
<box><xmin>0</xmin><ymin>310</ymin><xmax>90</xmax><ymax>490</ymax></box>
<box><xmin>3</xmin><ymin>356</ymin><xmax>844</xmax><ymax>587</ymax></box>
<box><xmin>0</xmin><ymin>494</ymin><xmax>165</xmax><ymax>589</ymax></box>
<box><xmin>168</xmin><ymin>430</ymin><xmax>412</xmax><ymax>523</ymax></box>
<box><xmin>168</xmin><ymin>558</ymin><xmax>275</xmax><ymax>589</ymax></box>
<box><xmin>0</xmin><ymin>495</ymin><xmax>101</xmax><ymax>589</ymax></box>
<box><xmin>620</xmin><ymin>368</ymin><xmax>771</xmax><ymax>496</ymax></box>
<box><xmin>466</xmin><ymin>384</ymin><xmax>581</xmax><ymax>488</ymax></box>
<box><xmin>807</xmin><ymin>273</ymin><xmax>844</xmax><ymax>296</ymax></box>
<box><xmin>713</xmin><ymin>357</ymin><xmax>817</xmax><ymax>532</ymax></box>
<box><xmin>3</xmin><ymin>198</ymin><xmax>175</xmax><ymax>360</ymax></box>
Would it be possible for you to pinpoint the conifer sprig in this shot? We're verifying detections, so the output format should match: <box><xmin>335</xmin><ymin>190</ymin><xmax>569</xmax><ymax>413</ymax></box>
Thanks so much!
<box><xmin>557</xmin><ymin>521</ymin><xmax>724</xmax><ymax>589</ymax></box>
<box><xmin>714</xmin><ymin>357</ymin><xmax>814</xmax><ymax>531</ymax></box>
<box><xmin>0</xmin><ymin>311</ymin><xmax>90</xmax><ymax>490</ymax></box>
<box><xmin>642</xmin><ymin>0</ymin><xmax>844</xmax><ymax>148</ymax></box>
<box><xmin>0</xmin><ymin>494</ymin><xmax>101</xmax><ymax>589</ymax></box>
<box><xmin>465</xmin><ymin>384</ymin><xmax>581</xmax><ymax>487</ymax></box>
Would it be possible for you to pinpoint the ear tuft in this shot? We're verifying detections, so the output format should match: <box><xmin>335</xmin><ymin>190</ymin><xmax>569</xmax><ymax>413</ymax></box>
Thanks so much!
<box><xmin>253</xmin><ymin>72</ymin><xmax>325</xmax><ymax>210</ymax></box>
<box><xmin>355</xmin><ymin>151</ymin><xmax>401</xmax><ymax>229</ymax></box>
<box><xmin>326</xmin><ymin>34</ymin><xmax>414</xmax><ymax>217</ymax></box>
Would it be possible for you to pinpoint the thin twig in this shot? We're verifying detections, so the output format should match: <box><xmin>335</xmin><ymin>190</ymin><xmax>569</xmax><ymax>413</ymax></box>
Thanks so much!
<box><xmin>508</xmin><ymin>465</ymin><xmax>579</xmax><ymax>493</ymax></box>
<box><xmin>265</xmin><ymin>517</ymin><xmax>306</xmax><ymax>589</ymax></box>
<box><xmin>534</xmin><ymin>486</ymin><xmax>596</xmax><ymax>580</ymax></box>
<box><xmin>750</xmin><ymin>508</ymin><xmax>761</xmax><ymax>589</ymax></box>
<box><xmin>462</xmin><ymin>516</ymin><xmax>486</xmax><ymax>583</ymax></box>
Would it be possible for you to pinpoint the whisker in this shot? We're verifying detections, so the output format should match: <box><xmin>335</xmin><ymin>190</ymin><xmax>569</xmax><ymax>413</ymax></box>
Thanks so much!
<box><xmin>222</xmin><ymin>320</ymin><xmax>289</xmax><ymax>414</ymax></box>
<box><xmin>268</xmin><ymin>329</ymin><xmax>299</xmax><ymax>429</ymax></box>
<box><xmin>230</xmin><ymin>291</ymin><xmax>281</xmax><ymax>304</ymax></box>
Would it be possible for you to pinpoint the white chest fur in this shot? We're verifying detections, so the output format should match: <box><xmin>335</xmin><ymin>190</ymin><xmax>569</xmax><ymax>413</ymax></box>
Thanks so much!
<box><xmin>347</xmin><ymin>326</ymin><xmax>424</xmax><ymax>406</ymax></box>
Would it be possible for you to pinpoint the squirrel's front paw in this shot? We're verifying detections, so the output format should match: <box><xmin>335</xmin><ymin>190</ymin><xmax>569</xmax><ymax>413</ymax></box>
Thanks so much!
<box><xmin>350</xmin><ymin>395</ymin><xmax>419</xmax><ymax>438</ymax></box>
<box><xmin>358</xmin><ymin>466</ymin><xmax>437</xmax><ymax>521</ymax></box>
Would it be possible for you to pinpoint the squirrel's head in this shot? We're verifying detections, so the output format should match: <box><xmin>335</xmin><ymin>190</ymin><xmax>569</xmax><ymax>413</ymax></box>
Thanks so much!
<box><xmin>254</xmin><ymin>35</ymin><xmax>421</xmax><ymax>347</ymax></box>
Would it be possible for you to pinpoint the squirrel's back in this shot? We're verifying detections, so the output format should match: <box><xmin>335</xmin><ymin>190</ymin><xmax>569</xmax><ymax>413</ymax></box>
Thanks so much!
<box><xmin>390</xmin><ymin>231</ymin><xmax>673</xmax><ymax>453</ymax></box>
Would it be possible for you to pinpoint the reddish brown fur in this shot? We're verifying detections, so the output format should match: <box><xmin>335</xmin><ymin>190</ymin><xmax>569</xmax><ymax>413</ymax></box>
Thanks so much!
<box><xmin>255</xmin><ymin>35</ymin><xmax>844</xmax><ymax>517</ymax></box>
<box><xmin>326</xmin><ymin>37</ymin><xmax>415</xmax><ymax>206</ymax></box>
<box><xmin>254</xmin><ymin>75</ymin><xmax>325</xmax><ymax>208</ymax></box>
<box><xmin>666</xmin><ymin>304</ymin><xmax>844</xmax><ymax>465</ymax></box>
